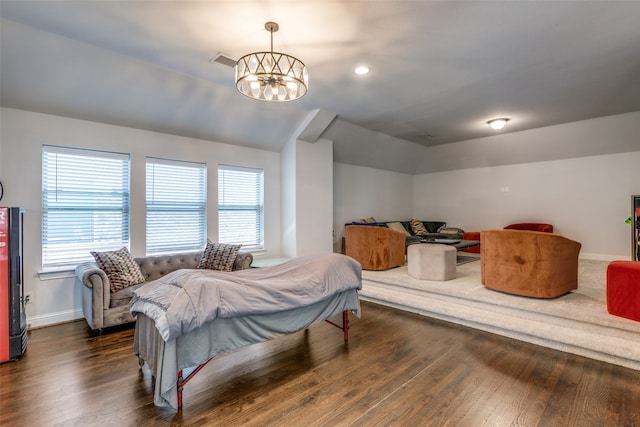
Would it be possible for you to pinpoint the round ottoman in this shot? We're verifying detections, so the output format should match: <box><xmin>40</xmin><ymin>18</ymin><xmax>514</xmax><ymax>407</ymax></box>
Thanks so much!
<box><xmin>407</xmin><ymin>243</ymin><xmax>457</xmax><ymax>281</ymax></box>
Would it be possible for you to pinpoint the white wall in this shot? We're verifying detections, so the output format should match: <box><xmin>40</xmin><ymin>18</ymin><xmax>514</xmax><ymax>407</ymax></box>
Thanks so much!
<box><xmin>414</xmin><ymin>150</ymin><xmax>640</xmax><ymax>260</ymax></box>
<box><xmin>333</xmin><ymin>163</ymin><xmax>414</xmax><ymax>252</ymax></box>
<box><xmin>417</xmin><ymin>111</ymin><xmax>640</xmax><ymax>174</ymax></box>
<box><xmin>295</xmin><ymin>138</ymin><xmax>334</xmax><ymax>256</ymax></box>
<box><xmin>281</xmin><ymin>138</ymin><xmax>334</xmax><ymax>258</ymax></box>
<box><xmin>333</xmin><ymin>114</ymin><xmax>639</xmax><ymax>260</ymax></box>
<box><xmin>281</xmin><ymin>139</ymin><xmax>296</xmax><ymax>257</ymax></box>
<box><xmin>0</xmin><ymin>107</ymin><xmax>282</xmax><ymax>327</ymax></box>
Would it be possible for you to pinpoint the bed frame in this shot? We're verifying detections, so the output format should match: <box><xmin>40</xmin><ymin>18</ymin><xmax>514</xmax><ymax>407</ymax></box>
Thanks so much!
<box><xmin>175</xmin><ymin>311</ymin><xmax>350</xmax><ymax>410</ymax></box>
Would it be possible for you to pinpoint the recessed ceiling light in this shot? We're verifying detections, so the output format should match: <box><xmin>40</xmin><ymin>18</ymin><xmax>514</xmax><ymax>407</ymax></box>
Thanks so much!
<box><xmin>487</xmin><ymin>118</ymin><xmax>509</xmax><ymax>130</ymax></box>
<box><xmin>354</xmin><ymin>66</ymin><xmax>370</xmax><ymax>75</ymax></box>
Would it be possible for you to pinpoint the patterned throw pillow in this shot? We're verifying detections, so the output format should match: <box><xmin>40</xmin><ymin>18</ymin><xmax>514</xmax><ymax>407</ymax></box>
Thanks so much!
<box><xmin>359</xmin><ymin>217</ymin><xmax>377</xmax><ymax>224</ymax></box>
<box><xmin>410</xmin><ymin>219</ymin><xmax>429</xmax><ymax>236</ymax></box>
<box><xmin>91</xmin><ymin>247</ymin><xmax>145</xmax><ymax>293</ymax></box>
<box><xmin>197</xmin><ymin>240</ymin><xmax>241</xmax><ymax>272</ymax></box>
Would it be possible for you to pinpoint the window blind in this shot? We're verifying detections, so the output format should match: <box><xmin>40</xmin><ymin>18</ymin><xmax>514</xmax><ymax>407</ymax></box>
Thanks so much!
<box><xmin>42</xmin><ymin>145</ymin><xmax>130</xmax><ymax>270</ymax></box>
<box><xmin>218</xmin><ymin>164</ymin><xmax>264</xmax><ymax>249</ymax></box>
<box><xmin>146</xmin><ymin>157</ymin><xmax>207</xmax><ymax>255</ymax></box>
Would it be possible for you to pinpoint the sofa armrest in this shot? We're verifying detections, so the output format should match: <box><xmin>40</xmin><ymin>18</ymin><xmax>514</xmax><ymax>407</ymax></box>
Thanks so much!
<box><xmin>75</xmin><ymin>262</ymin><xmax>111</xmax><ymax>311</ymax></box>
<box><xmin>234</xmin><ymin>252</ymin><xmax>253</xmax><ymax>270</ymax></box>
<box><xmin>75</xmin><ymin>261</ymin><xmax>111</xmax><ymax>330</ymax></box>
<box><xmin>76</xmin><ymin>262</ymin><xmax>106</xmax><ymax>288</ymax></box>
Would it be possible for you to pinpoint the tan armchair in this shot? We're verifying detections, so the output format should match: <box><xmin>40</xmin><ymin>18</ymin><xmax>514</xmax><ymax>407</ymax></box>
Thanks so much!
<box><xmin>480</xmin><ymin>229</ymin><xmax>581</xmax><ymax>298</ymax></box>
<box><xmin>345</xmin><ymin>225</ymin><xmax>406</xmax><ymax>270</ymax></box>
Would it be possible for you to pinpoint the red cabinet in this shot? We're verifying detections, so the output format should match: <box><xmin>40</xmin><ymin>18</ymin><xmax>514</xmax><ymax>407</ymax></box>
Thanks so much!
<box><xmin>0</xmin><ymin>207</ymin><xmax>26</xmax><ymax>363</ymax></box>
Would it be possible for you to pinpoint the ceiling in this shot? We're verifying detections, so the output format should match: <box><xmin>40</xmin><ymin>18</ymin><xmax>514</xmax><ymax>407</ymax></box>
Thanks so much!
<box><xmin>2</xmin><ymin>1</ymin><xmax>640</xmax><ymax>173</ymax></box>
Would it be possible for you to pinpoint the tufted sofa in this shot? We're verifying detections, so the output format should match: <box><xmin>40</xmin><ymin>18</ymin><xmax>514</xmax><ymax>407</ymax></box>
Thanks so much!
<box><xmin>76</xmin><ymin>251</ymin><xmax>253</xmax><ymax>332</ymax></box>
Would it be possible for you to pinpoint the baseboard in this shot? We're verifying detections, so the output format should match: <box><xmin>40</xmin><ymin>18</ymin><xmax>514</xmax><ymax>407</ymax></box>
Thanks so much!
<box><xmin>579</xmin><ymin>252</ymin><xmax>632</xmax><ymax>262</ymax></box>
<box><xmin>27</xmin><ymin>308</ymin><xmax>84</xmax><ymax>330</ymax></box>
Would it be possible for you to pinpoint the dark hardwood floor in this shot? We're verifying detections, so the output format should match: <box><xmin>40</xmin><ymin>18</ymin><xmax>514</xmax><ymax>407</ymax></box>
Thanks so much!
<box><xmin>1</xmin><ymin>301</ymin><xmax>639</xmax><ymax>427</ymax></box>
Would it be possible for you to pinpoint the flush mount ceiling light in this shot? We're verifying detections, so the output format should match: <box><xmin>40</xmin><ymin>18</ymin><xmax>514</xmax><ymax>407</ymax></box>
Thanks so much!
<box><xmin>354</xmin><ymin>66</ymin><xmax>370</xmax><ymax>75</ymax></box>
<box><xmin>235</xmin><ymin>22</ymin><xmax>308</xmax><ymax>102</ymax></box>
<box><xmin>487</xmin><ymin>118</ymin><xmax>510</xmax><ymax>130</ymax></box>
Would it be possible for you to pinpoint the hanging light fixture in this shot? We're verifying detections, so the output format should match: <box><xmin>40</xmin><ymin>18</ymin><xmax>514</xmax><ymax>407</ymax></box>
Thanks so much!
<box><xmin>235</xmin><ymin>22</ymin><xmax>308</xmax><ymax>102</ymax></box>
<box><xmin>487</xmin><ymin>118</ymin><xmax>510</xmax><ymax>130</ymax></box>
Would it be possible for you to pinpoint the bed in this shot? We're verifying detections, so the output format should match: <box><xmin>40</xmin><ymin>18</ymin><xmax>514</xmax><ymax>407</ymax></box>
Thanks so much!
<box><xmin>130</xmin><ymin>253</ymin><xmax>362</xmax><ymax>411</ymax></box>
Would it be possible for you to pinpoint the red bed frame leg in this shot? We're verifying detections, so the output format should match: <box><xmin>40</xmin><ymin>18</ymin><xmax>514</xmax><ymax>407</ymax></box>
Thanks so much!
<box><xmin>343</xmin><ymin>310</ymin><xmax>349</xmax><ymax>342</ymax></box>
<box><xmin>177</xmin><ymin>370</ymin><xmax>184</xmax><ymax>411</ymax></box>
<box><xmin>325</xmin><ymin>310</ymin><xmax>350</xmax><ymax>342</ymax></box>
<box><xmin>175</xmin><ymin>311</ymin><xmax>352</xmax><ymax>411</ymax></box>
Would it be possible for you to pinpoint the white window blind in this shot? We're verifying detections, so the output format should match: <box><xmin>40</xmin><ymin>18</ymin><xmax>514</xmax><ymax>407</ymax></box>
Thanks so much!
<box><xmin>146</xmin><ymin>157</ymin><xmax>207</xmax><ymax>255</ymax></box>
<box><xmin>42</xmin><ymin>145</ymin><xmax>130</xmax><ymax>271</ymax></box>
<box><xmin>218</xmin><ymin>164</ymin><xmax>264</xmax><ymax>249</ymax></box>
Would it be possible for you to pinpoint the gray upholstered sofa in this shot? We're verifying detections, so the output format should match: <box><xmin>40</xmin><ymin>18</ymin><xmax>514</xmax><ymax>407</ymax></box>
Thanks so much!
<box><xmin>76</xmin><ymin>251</ymin><xmax>253</xmax><ymax>332</ymax></box>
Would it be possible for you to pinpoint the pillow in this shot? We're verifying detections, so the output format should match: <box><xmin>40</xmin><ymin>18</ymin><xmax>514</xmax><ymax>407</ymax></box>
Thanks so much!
<box><xmin>410</xmin><ymin>219</ymin><xmax>428</xmax><ymax>236</ymax></box>
<box><xmin>426</xmin><ymin>221</ymin><xmax>447</xmax><ymax>233</ymax></box>
<box><xmin>91</xmin><ymin>247</ymin><xmax>145</xmax><ymax>293</ymax></box>
<box><xmin>440</xmin><ymin>227</ymin><xmax>465</xmax><ymax>236</ymax></box>
<box><xmin>387</xmin><ymin>221</ymin><xmax>410</xmax><ymax>236</ymax></box>
<box><xmin>359</xmin><ymin>217</ymin><xmax>377</xmax><ymax>224</ymax></box>
<box><xmin>197</xmin><ymin>240</ymin><xmax>241</xmax><ymax>272</ymax></box>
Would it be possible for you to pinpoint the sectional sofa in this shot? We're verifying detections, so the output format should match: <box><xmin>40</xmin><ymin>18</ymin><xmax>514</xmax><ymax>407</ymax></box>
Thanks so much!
<box><xmin>344</xmin><ymin>219</ymin><xmax>455</xmax><ymax>270</ymax></box>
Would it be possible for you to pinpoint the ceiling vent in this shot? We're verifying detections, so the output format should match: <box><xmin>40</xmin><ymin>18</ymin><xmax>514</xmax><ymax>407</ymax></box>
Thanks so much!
<box><xmin>210</xmin><ymin>53</ymin><xmax>237</xmax><ymax>68</ymax></box>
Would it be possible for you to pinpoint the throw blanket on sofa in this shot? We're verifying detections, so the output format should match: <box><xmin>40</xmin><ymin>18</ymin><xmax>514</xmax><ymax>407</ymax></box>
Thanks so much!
<box><xmin>130</xmin><ymin>253</ymin><xmax>362</xmax><ymax>342</ymax></box>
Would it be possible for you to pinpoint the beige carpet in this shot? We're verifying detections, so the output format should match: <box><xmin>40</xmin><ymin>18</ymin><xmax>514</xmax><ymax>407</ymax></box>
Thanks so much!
<box><xmin>359</xmin><ymin>256</ymin><xmax>640</xmax><ymax>370</ymax></box>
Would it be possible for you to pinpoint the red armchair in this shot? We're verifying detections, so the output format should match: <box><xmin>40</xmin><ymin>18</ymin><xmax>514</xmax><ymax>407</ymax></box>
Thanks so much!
<box><xmin>464</xmin><ymin>223</ymin><xmax>554</xmax><ymax>254</ymax></box>
<box><xmin>462</xmin><ymin>231</ymin><xmax>481</xmax><ymax>253</ymax></box>
<box><xmin>504</xmin><ymin>223</ymin><xmax>554</xmax><ymax>233</ymax></box>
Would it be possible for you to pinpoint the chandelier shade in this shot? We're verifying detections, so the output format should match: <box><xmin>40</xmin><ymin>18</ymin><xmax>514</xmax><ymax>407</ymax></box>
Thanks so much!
<box><xmin>235</xmin><ymin>22</ymin><xmax>308</xmax><ymax>102</ymax></box>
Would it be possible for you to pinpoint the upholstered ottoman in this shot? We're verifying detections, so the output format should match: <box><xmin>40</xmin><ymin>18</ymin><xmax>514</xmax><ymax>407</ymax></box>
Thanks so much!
<box><xmin>407</xmin><ymin>244</ymin><xmax>456</xmax><ymax>281</ymax></box>
<box><xmin>607</xmin><ymin>261</ymin><xmax>640</xmax><ymax>322</ymax></box>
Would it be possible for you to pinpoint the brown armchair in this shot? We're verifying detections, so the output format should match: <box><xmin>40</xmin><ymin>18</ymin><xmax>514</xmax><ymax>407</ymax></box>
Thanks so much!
<box><xmin>480</xmin><ymin>229</ymin><xmax>581</xmax><ymax>298</ymax></box>
<box><xmin>345</xmin><ymin>225</ymin><xmax>406</xmax><ymax>270</ymax></box>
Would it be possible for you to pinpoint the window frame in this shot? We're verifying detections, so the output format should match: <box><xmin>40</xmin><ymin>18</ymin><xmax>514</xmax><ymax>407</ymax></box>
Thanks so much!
<box><xmin>217</xmin><ymin>164</ymin><xmax>264</xmax><ymax>250</ymax></box>
<box><xmin>145</xmin><ymin>157</ymin><xmax>207</xmax><ymax>256</ymax></box>
<box><xmin>41</xmin><ymin>145</ymin><xmax>131</xmax><ymax>271</ymax></box>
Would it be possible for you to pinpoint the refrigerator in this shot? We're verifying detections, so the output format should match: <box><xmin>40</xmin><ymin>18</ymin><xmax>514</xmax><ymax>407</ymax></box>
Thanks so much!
<box><xmin>0</xmin><ymin>207</ymin><xmax>27</xmax><ymax>362</ymax></box>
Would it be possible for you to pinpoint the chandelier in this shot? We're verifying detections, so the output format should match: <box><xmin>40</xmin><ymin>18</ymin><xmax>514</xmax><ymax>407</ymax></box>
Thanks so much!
<box><xmin>235</xmin><ymin>22</ymin><xmax>308</xmax><ymax>102</ymax></box>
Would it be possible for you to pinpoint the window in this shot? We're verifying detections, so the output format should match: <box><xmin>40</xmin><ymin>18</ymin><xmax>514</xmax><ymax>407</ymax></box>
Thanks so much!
<box><xmin>146</xmin><ymin>157</ymin><xmax>206</xmax><ymax>255</ymax></box>
<box><xmin>42</xmin><ymin>145</ymin><xmax>130</xmax><ymax>271</ymax></box>
<box><xmin>218</xmin><ymin>164</ymin><xmax>264</xmax><ymax>249</ymax></box>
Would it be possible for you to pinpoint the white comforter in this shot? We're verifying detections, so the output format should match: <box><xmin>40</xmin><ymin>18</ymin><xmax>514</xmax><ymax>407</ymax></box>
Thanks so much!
<box><xmin>129</xmin><ymin>253</ymin><xmax>362</xmax><ymax>342</ymax></box>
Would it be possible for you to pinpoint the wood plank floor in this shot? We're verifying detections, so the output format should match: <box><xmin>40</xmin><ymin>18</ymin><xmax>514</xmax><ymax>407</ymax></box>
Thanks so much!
<box><xmin>1</xmin><ymin>301</ymin><xmax>639</xmax><ymax>427</ymax></box>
